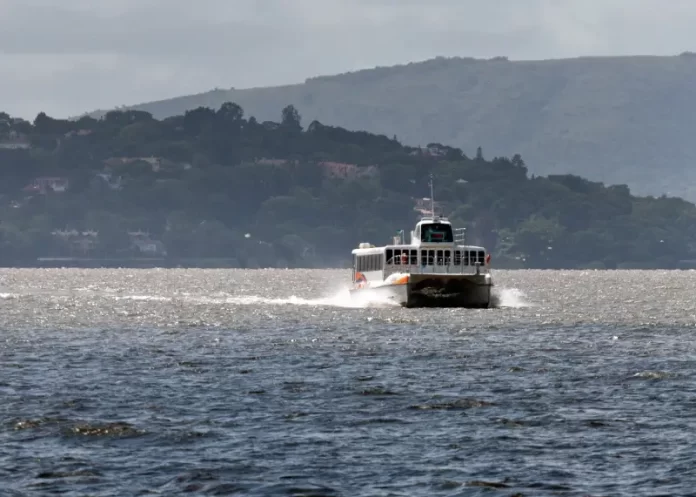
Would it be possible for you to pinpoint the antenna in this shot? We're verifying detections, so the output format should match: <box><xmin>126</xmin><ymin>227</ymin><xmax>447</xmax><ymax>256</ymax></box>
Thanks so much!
<box><xmin>429</xmin><ymin>173</ymin><xmax>435</xmax><ymax>216</ymax></box>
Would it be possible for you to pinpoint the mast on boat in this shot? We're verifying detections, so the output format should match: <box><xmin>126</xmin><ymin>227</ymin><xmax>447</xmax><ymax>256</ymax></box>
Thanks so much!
<box><xmin>429</xmin><ymin>173</ymin><xmax>435</xmax><ymax>217</ymax></box>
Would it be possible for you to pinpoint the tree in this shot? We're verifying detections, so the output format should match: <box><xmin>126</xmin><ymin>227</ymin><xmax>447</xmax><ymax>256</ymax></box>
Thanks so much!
<box><xmin>281</xmin><ymin>104</ymin><xmax>302</xmax><ymax>131</ymax></box>
<box><xmin>217</xmin><ymin>102</ymin><xmax>244</xmax><ymax>122</ymax></box>
<box><xmin>183</xmin><ymin>106</ymin><xmax>216</xmax><ymax>136</ymax></box>
<box><xmin>0</xmin><ymin>112</ymin><xmax>11</xmax><ymax>134</ymax></box>
<box><xmin>512</xmin><ymin>216</ymin><xmax>566</xmax><ymax>266</ymax></box>
<box><xmin>33</xmin><ymin>112</ymin><xmax>71</xmax><ymax>135</ymax></box>
<box><xmin>103</xmin><ymin>110</ymin><xmax>153</xmax><ymax>128</ymax></box>
<box><xmin>511</xmin><ymin>153</ymin><xmax>525</xmax><ymax>170</ymax></box>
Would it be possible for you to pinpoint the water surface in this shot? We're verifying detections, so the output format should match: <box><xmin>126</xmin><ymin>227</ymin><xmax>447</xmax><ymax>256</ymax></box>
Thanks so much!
<box><xmin>1</xmin><ymin>269</ymin><xmax>695</xmax><ymax>496</ymax></box>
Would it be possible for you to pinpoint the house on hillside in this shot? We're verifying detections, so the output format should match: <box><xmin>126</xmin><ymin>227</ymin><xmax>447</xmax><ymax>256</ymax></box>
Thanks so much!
<box><xmin>92</xmin><ymin>172</ymin><xmax>123</xmax><ymax>191</ymax></box>
<box><xmin>64</xmin><ymin>129</ymin><xmax>93</xmax><ymax>138</ymax></box>
<box><xmin>23</xmin><ymin>177</ymin><xmax>69</xmax><ymax>194</ymax></box>
<box><xmin>128</xmin><ymin>230</ymin><xmax>167</xmax><ymax>256</ymax></box>
<box><xmin>104</xmin><ymin>156</ymin><xmax>162</xmax><ymax>172</ymax></box>
<box><xmin>104</xmin><ymin>156</ymin><xmax>190</xmax><ymax>173</ymax></box>
<box><xmin>0</xmin><ymin>131</ymin><xmax>30</xmax><ymax>149</ymax></box>
<box><xmin>425</xmin><ymin>144</ymin><xmax>448</xmax><ymax>157</ymax></box>
<box><xmin>413</xmin><ymin>197</ymin><xmax>443</xmax><ymax>216</ymax></box>
<box><xmin>319</xmin><ymin>161</ymin><xmax>378</xmax><ymax>179</ymax></box>
<box><xmin>51</xmin><ymin>229</ymin><xmax>98</xmax><ymax>255</ymax></box>
<box><xmin>255</xmin><ymin>158</ymin><xmax>288</xmax><ymax>166</ymax></box>
<box><xmin>408</xmin><ymin>144</ymin><xmax>451</xmax><ymax>158</ymax></box>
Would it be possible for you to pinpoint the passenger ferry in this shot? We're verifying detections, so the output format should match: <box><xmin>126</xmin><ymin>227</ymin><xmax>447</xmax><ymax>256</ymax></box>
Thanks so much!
<box><xmin>349</xmin><ymin>186</ymin><xmax>493</xmax><ymax>308</ymax></box>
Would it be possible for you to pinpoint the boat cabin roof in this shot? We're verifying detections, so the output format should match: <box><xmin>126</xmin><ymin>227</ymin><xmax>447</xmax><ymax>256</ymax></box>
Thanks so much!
<box><xmin>416</xmin><ymin>215</ymin><xmax>450</xmax><ymax>225</ymax></box>
<box><xmin>351</xmin><ymin>244</ymin><xmax>486</xmax><ymax>255</ymax></box>
<box><xmin>351</xmin><ymin>246</ymin><xmax>384</xmax><ymax>255</ymax></box>
<box><xmin>351</xmin><ymin>215</ymin><xmax>486</xmax><ymax>255</ymax></box>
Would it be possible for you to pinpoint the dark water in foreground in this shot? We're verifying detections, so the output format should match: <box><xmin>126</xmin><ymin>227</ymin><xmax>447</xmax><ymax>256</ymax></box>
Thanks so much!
<box><xmin>1</xmin><ymin>269</ymin><xmax>696</xmax><ymax>496</ymax></box>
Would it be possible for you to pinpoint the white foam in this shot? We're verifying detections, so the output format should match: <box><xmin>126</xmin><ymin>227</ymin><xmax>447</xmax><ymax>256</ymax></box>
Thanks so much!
<box><xmin>492</xmin><ymin>287</ymin><xmax>531</xmax><ymax>308</ymax></box>
<box><xmin>113</xmin><ymin>295</ymin><xmax>172</xmax><ymax>302</ymax></box>
<box><xmin>382</xmin><ymin>272</ymin><xmax>410</xmax><ymax>285</ymax></box>
<box><xmin>97</xmin><ymin>286</ymin><xmax>526</xmax><ymax>310</ymax></box>
<box><xmin>218</xmin><ymin>288</ymin><xmax>400</xmax><ymax>308</ymax></box>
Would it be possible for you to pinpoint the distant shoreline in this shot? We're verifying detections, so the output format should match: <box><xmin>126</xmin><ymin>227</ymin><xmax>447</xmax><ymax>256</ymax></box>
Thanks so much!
<box><xmin>0</xmin><ymin>257</ymin><xmax>690</xmax><ymax>270</ymax></box>
<box><xmin>0</xmin><ymin>257</ymin><xmax>348</xmax><ymax>269</ymax></box>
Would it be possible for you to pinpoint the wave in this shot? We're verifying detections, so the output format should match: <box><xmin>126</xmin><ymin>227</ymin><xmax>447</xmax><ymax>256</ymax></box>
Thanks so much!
<box><xmin>1</xmin><ymin>286</ymin><xmax>530</xmax><ymax>309</ymax></box>
<box><xmin>491</xmin><ymin>287</ymin><xmax>531</xmax><ymax>308</ymax></box>
<box><xmin>192</xmin><ymin>289</ymin><xmax>400</xmax><ymax>308</ymax></box>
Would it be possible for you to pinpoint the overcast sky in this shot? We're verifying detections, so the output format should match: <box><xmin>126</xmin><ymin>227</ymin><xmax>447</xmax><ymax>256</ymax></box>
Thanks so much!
<box><xmin>1</xmin><ymin>0</ymin><xmax>695</xmax><ymax>119</ymax></box>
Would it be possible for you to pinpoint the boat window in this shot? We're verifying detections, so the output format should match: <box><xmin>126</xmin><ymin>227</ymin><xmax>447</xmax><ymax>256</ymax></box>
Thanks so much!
<box><xmin>436</xmin><ymin>250</ymin><xmax>443</xmax><ymax>265</ymax></box>
<box><xmin>444</xmin><ymin>250</ymin><xmax>451</xmax><ymax>265</ymax></box>
<box><xmin>420</xmin><ymin>223</ymin><xmax>453</xmax><ymax>243</ymax></box>
<box><xmin>410</xmin><ymin>250</ymin><xmax>418</xmax><ymax>265</ymax></box>
<box><xmin>420</xmin><ymin>250</ymin><xmax>427</xmax><ymax>266</ymax></box>
<box><xmin>428</xmin><ymin>250</ymin><xmax>435</xmax><ymax>265</ymax></box>
<box><xmin>358</xmin><ymin>255</ymin><xmax>379</xmax><ymax>271</ymax></box>
<box><xmin>367</xmin><ymin>254</ymin><xmax>383</xmax><ymax>271</ymax></box>
<box><xmin>477</xmin><ymin>251</ymin><xmax>485</xmax><ymax>265</ymax></box>
<box><xmin>394</xmin><ymin>248</ymin><xmax>401</xmax><ymax>265</ymax></box>
<box><xmin>463</xmin><ymin>251</ymin><xmax>470</xmax><ymax>266</ymax></box>
<box><xmin>386</xmin><ymin>249</ymin><xmax>393</xmax><ymax>264</ymax></box>
<box><xmin>454</xmin><ymin>250</ymin><xmax>461</xmax><ymax>265</ymax></box>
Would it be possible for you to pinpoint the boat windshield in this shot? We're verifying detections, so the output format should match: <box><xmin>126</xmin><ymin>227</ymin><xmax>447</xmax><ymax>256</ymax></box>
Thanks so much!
<box><xmin>420</xmin><ymin>223</ymin><xmax>453</xmax><ymax>243</ymax></box>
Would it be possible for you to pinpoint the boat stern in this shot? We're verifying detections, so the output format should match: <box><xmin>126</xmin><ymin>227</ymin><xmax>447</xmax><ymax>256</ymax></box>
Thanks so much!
<box><xmin>405</xmin><ymin>273</ymin><xmax>492</xmax><ymax>308</ymax></box>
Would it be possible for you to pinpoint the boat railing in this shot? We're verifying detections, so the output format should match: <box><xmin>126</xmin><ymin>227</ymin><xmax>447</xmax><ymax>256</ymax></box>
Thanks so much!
<box><xmin>454</xmin><ymin>227</ymin><xmax>466</xmax><ymax>244</ymax></box>
<box><xmin>383</xmin><ymin>263</ymin><xmax>488</xmax><ymax>277</ymax></box>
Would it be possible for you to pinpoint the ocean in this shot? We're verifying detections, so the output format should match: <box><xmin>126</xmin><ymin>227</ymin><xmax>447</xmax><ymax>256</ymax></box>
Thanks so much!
<box><xmin>1</xmin><ymin>268</ymin><xmax>694</xmax><ymax>496</ymax></box>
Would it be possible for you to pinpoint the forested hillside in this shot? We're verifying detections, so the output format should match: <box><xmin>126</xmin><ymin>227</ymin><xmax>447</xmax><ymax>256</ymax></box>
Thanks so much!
<box><xmin>2</xmin><ymin>103</ymin><xmax>696</xmax><ymax>269</ymax></box>
<box><xmin>85</xmin><ymin>54</ymin><xmax>696</xmax><ymax>200</ymax></box>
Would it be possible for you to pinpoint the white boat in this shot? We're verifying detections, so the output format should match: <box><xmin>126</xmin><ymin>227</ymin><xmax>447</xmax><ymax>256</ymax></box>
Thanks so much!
<box><xmin>349</xmin><ymin>181</ymin><xmax>493</xmax><ymax>308</ymax></box>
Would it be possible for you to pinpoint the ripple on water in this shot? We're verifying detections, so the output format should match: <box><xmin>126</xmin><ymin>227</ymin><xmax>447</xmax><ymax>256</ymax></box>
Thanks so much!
<box><xmin>1</xmin><ymin>269</ymin><xmax>696</xmax><ymax>495</ymax></box>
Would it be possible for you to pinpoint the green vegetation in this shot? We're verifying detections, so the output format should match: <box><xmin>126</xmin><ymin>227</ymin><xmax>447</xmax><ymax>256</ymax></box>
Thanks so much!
<box><xmin>85</xmin><ymin>54</ymin><xmax>696</xmax><ymax>201</ymax></box>
<box><xmin>1</xmin><ymin>104</ymin><xmax>696</xmax><ymax>269</ymax></box>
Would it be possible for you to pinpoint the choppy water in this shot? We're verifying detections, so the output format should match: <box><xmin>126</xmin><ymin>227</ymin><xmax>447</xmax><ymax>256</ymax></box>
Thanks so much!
<box><xmin>2</xmin><ymin>269</ymin><xmax>696</xmax><ymax>496</ymax></box>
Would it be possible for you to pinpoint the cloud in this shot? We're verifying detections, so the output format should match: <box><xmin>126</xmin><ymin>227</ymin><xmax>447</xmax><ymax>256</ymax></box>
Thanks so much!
<box><xmin>0</xmin><ymin>0</ymin><xmax>694</xmax><ymax>118</ymax></box>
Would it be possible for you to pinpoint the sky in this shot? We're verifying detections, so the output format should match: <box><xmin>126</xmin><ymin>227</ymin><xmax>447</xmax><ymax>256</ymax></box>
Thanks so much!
<box><xmin>1</xmin><ymin>0</ymin><xmax>695</xmax><ymax>119</ymax></box>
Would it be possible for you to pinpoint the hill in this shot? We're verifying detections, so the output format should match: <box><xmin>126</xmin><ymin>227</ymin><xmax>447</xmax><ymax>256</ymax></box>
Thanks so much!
<box><xmin>84</xmin><ymin>53</ymin><xmax>696</xmax><ymax>201</ymax></box>
<box><xmin>1</xmin><ymin>104</ymin><xmax>696</xmax><ymax>269</ymax></box>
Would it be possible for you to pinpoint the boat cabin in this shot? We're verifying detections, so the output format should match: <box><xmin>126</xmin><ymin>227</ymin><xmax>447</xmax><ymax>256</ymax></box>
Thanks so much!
<box><xmin>351</xmin><ymin>216</ymin><xmax>490</xmax><ymax>286</ymax></box>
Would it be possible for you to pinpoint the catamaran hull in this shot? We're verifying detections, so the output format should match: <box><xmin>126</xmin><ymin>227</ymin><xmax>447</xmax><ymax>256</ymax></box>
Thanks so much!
<box><xmin>350</xmin><ymin>274</ymin><xmax>492</xmax><ymax>308</ymax></box>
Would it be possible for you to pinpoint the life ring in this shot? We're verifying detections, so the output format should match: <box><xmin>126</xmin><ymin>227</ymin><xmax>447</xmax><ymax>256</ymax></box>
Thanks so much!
<box><xmin>355</xmin><ymin>272</ymin><xmax>367</xmax><ymax>289</ymax></box>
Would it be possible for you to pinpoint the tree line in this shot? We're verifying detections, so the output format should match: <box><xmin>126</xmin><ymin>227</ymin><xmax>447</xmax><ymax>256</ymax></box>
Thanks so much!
<box><xmin>0</xmin><ymin>103</ymin><xmax>694</xmax><ymax>269</ymax></box>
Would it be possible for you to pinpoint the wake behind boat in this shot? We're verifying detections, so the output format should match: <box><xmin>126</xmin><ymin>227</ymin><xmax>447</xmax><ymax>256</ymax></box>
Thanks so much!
<box><xmin>349</xmin><ymin>179</ymin><xmax>493</xmax><ymax>308</ymax></box>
